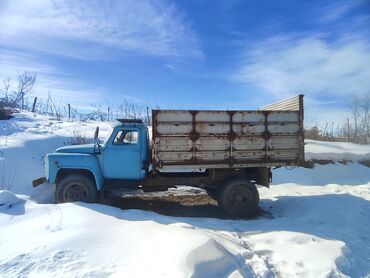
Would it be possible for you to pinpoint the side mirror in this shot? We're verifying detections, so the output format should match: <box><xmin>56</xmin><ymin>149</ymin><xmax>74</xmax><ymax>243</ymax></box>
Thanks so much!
<box><xmin>94</xmin><ymin>126</ymin><xmax>99</xmax><ymax>142</ymax></box>
<box><xmin>94</xmin><ymin>126</ymin><xmax>101</xmax><ymax>153</ymax></box>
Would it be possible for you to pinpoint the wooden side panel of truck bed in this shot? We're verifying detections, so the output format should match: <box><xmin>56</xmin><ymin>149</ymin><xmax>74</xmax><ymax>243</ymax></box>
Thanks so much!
<box><xmin>152</xmin><ymin>95</ymin><xmax>304</xmax><ymax>170</ymax></box>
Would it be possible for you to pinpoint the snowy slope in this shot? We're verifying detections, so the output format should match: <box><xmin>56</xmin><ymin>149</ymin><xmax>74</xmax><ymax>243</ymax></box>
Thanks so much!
<box><xmin>1</xmin><ymin>111</ymin><xmax>370</xmax><ymax>277</ymax></box>
<box><xmin>0</xmin><ymin>192</ymin><xmax>249</xmax><ymax>277</ymax></box>
<box><xmin>305</xmin><ymin>139</ymin><xmax>370</xmax><ymax>161</ymax></box>
<box><xmin>1</xmin><ymin>180</ymin><xmax>369</xmax><ymax>277</ymax></box>
<box><xmin>0</xmin><ymin>112</ymin><xmax>112</xmax><ymax>201</ymax></box>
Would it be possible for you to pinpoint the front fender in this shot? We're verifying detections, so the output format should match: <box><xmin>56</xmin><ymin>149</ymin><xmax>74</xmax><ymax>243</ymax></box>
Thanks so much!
<box><xmin>46</xmin><ymin>153</ymin><xmax>104</xmax><ymax>190</ymax></box>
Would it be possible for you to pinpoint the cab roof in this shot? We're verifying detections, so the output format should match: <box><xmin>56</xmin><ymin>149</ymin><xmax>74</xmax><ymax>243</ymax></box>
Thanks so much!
<box><xmin>114</xmin><ymin>119</ymin><xmax>146</xmax><ymax>128</ymax></box>
<box><xmin>117</xmin><ymin>119</ymin><xmax>143</xmax><ymax>124</ymax></box>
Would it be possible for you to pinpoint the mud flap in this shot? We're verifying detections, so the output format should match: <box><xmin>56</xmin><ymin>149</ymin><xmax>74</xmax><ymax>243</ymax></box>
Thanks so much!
<box><xmin>257</xmin><ymin>167</ymin><xmax>271</xmax><ymax>188</ymax></box>
<box><xmin>32</xmin><ymin>177</ymin><xmax>47</xmax><ymax>187</ymax></box>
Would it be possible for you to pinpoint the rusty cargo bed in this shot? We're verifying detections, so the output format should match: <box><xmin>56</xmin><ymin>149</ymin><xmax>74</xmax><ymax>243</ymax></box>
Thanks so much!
<box><xmin>152</xmin><ymin>95</ymin><xmax>304</xmax><ymax>170</ymax></box>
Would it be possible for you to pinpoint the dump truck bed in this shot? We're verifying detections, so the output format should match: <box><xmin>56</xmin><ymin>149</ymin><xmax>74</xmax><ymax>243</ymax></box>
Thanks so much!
<box><xmin>152</xmin><ymin>95</ymin><xmax>304</xmax><ymax>170</ymax></box>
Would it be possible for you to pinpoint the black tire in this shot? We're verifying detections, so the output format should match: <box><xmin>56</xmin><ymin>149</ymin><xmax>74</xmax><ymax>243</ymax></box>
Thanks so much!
<box><xmin>219</xmin><ymin>179</ymin><xmax>259</xmax><ymax>218</ymax></box>
<box><xmin>55</xmin><ymin>174</ymin><xmax>98</xmax><ymax>203</ymax></box>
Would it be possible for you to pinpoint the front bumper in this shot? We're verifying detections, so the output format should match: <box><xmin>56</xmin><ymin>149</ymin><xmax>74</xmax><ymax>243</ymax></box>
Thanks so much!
<box><xmin>32</xmin><ymin>177</ymin><xmax>47</xmax><ymax>187</ymax></box>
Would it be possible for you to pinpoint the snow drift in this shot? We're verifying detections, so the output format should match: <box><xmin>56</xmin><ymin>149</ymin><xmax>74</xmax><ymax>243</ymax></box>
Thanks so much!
<box><xmin>0</xmin><ymin>190</ymin><xmax>24</xmax><ymax>208</ymax></box>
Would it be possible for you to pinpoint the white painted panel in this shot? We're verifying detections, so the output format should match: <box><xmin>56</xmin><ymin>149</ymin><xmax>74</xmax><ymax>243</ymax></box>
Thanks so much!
<box><xmin>196</xmin><ymin>151</ymin><xmax>229</xmax><ymax>161</ymax></box>
<box><xmin>156</xmin><ymin>111</ymin><xmax>192</xmax><ymax>122</ymax></box>
<box><xmin>233</xmin><ymin>124</ymin><xmax>265</xmax><ymax>135</ymax></box>
<box><xmin>155</xmin><ymin>137</ymin><xmax>192</xmax><ymax>151</ymax></box>
<box><xmin>156</xmin><ymin>123</ymin><xmax>192</xmax><ymax>135</ymax></box>
<box><xmin>196</xmin><ymin>137</ymin><xmax>229</xmax><ymax>151</ymax></box>
<box><xmin>156</xmin><ymin>151</ymin><xmax>192</xmax><ymax>161</ymax></box>
<box><xmin>269</xmin><ymin>136</ymin><xmax>300</xmax><ymax>150</ymax></box>
<box><xmin>268</xmin><ymin>112</ymin><xmax>299</xmax><ymax>122</ymax></box>
<box><xmin>269</xmin><ymin>150</ymin><xmax>300</xmax><ymax>159</ymax></box>
<box><xmin>195</xmin><ymin>123</ymin><xmax>230</xmax><ymax>134</ymax></box>
<box><xmin>233</xmin><ymin>112</ymin><xmax>265</xmax><ymax>123</ymax></box>
<box><xmin>233</xmin><ymin>137</ymin><xmax>265</xmax><ymax>150</ymax></box>
<box><xmin>196</xmin><ymin>111</ymin><xmax>230</xmax><ymax>122</ymax></box>
<box><xmin>233</xmin><ymin>150</ymin><xmax>265</xmax><ymax>160</ymax></box>
<box><xmin>268</xmin><ymin>124</ymin><xmax>299</xmax><ymax>134</ymax></box>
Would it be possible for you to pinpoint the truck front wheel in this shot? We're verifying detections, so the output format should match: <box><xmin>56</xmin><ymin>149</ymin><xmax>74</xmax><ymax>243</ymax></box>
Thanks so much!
<box><xmin>219</xmin><ymin>179</ymin><xmax>259</xmax><ymax>218</ymax></box>
<box><xmin>55</xmin><ymin>174</ymin><xmax>98</xmax><ymax>203</ymax></box>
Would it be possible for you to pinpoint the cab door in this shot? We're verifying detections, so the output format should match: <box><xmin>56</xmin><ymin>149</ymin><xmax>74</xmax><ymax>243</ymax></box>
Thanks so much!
<box><xmin>103</xmin><ymin>128</ymin><xmax>141</xmax><ymax>180</ymax></box>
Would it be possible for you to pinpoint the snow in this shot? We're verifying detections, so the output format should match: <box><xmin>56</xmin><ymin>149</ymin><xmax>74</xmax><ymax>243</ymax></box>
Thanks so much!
<box><xmin>0</xmin><ymin>190</ymin><xmax>24</xmax><ymax>208</ymax></box>
<box><xmin>273</xmin><ymin>162</ymin><xmax>370</xmax><ymax>186</ymax></box>
<box><xmin>0</xmin><ymin>198</ymin><xmax>248</xmax><ymax>277</ymax></box>
<box><xmin>0</xmin><ymin>111</ymin><xmax>370</xmax><ymax>277</ymax></box>
<box><xmin>0</xmin><ymin>111</ymin><xmax>112</xmax><ymax>202</ymax></box>
<box><xmin>305</xmin><ymin>139</ymin><xmax>370</xmax><ymax>161</ymax></box>
<box><xmin>1</xmin><ymin>181</ymin><xmax>369</xmax><ymax>277</ymax></box>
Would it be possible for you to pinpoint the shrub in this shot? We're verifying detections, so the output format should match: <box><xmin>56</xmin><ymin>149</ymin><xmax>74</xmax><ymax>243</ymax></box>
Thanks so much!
<box><xmin>65</xmin><ymin>130</ymin><xmax>90</xmax><ymax>145</ymax></box>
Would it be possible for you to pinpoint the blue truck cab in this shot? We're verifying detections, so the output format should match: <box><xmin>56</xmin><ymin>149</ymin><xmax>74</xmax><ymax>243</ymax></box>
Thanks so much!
<box><xmin>34</xmin><ymin>119</ymin><xmax>150</xmax><ymax>203</ymax></box>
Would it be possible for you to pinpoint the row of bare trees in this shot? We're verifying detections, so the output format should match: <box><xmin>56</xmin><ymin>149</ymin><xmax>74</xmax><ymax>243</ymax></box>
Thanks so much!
<box><xmin>75</xmin><ymin>100</ymin><xmax>153</xmax><ymax>125</ymax></box>
<box><xmin>0</xmin><ymin>72</ymin><xmax>154</xmax><ymax>125</ymax></box>
<box><xmin>305</xmin><ymin>92</ymin><xmax>370</xmax><ymax>144</ymax></box>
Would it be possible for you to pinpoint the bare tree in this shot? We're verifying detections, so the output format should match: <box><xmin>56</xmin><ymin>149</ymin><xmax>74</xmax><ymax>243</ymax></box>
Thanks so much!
<box><xmin>64</xmin><ymin>130</ymin><xmax>90</xmax><ymax>145</ymax></box>
<box><xmin>12</xmin><ymin>72</ymin><xmax>37</xmax><ymax>109</ymax></box>
<box><xmin>1</xmin><ymin>78</ymin><xmax>11</xmax><ymax>101</ymax></box>
<box><xmin>0</xmin><ymin>72</ymin><xmax>37</xmax><ymax>109</ymax></box>
<box><xmin>347</xmin><ymin>92</ymin><xmax>370</xmax><ymax>144</ymax></box>
<box><xmin>117</xmin><ymin>99</ymin><xmax>146</xmax><ymax>121</ymax></box>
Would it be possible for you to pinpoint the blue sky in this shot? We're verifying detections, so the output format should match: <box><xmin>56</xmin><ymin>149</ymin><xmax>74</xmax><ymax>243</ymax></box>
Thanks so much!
<box><xmin>0</xmin><ymin>0</ymin><xmax>369</xmax><ymax>125</ymax></box>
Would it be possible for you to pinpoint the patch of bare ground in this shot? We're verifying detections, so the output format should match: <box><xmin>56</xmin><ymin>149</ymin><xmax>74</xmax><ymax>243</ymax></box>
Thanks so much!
<box><xmin>359</xmin><ymin>160</ymin><xmax>370</xmax><ymax>167</ymax></box>
<box><xmin>103</xmin><ymin>192</ymin><xmax>266</xmax><ymax>220</ymax></box>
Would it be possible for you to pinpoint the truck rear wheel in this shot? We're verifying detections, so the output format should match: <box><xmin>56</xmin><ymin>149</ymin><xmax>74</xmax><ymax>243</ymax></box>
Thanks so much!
<box><xmin>55</xmin><ymin>174</ymin><xmax>98</xmax><ymax>203</ymax></box>
<box><xmin>219</xmin><ymin>179</ymin><xmax>259</xmax><ymax>218</ymax></box>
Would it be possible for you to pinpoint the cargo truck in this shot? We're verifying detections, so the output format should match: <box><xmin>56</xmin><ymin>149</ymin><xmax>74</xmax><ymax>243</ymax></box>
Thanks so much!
<box><xmin>33</xmin><ymin>95</ymin><xmax>304</xmax><ymax>217</ymax></box>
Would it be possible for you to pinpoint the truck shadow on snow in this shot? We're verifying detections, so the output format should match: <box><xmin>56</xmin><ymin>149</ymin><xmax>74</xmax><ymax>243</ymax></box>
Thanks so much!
<box><xmin>79</xmin><ymin>193</ymin><xmax>370</xmax><ymax>277</ymax></box>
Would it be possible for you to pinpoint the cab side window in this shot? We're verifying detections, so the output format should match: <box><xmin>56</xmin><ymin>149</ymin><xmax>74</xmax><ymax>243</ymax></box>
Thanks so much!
<box><xmin>113</xmin><ymin>130</ymin><xmax>138</xmax><ymax>145</ymax></box>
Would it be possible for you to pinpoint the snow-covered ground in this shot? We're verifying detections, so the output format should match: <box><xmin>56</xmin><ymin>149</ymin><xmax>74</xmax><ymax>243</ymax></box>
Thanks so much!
<box><xmin>0</xmin><ymin>112</ymin><xmax>113</xmax><ymax>201</ymax></box>
<box><xmin>305</xmin><ymin>139</ymin><xmax>370</xmax><ymax>162</ymax></box>
<box><xmin>1</xmin><ymin>112</ymin><xmax>370</xmax><ymax>277</ymax></box>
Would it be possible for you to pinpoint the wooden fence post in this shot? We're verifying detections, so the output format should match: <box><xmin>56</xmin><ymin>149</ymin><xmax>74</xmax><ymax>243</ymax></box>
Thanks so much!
<box><xmin>31</xmin><ymin>97</ymin><xmax>37</xmax><ymax>112</ymax></box>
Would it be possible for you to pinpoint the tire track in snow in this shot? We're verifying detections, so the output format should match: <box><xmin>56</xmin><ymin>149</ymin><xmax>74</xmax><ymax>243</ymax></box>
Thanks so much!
<box><xmin>44</xmin><ymin>203</ymin><xmax>63</xmax><ymax>232</ymax></box>
<box><xmin>232</xmin><ymin>226</ymin><xmax>276</xmax><ymax>278</ymax></box>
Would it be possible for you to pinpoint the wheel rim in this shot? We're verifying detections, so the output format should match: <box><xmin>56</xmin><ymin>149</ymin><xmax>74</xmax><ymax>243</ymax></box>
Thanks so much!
<box><xmin>226</xmin><ymin>185</ymin><xmax>253</xmax><ymax>214</ymax></box>
<box><xmin>64</xmin><ymin>183</ymin><xmax>88</xmax><ymax>202</ymax></box>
